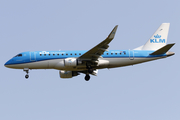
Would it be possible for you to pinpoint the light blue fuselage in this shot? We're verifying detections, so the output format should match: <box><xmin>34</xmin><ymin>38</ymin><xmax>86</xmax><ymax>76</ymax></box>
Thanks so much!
<box><xmin>4</xmin><ymin>50</ymin><xmax>167</xmax><ymax>71</ymax></box>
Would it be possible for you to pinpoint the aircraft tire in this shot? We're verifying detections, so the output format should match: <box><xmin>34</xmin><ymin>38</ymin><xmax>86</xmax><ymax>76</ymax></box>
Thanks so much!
<box><xmin>25</xmin><ymin>74</ymin><xmax>29</xmax><ymax>79</ymax></box>
<box><xmin>85</xmin><ymin>75</ymin><xmax>90</xmax><ymax>81</ymax></box>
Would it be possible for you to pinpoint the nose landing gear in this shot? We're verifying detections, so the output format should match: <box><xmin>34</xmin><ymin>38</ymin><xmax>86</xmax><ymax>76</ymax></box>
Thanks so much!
<box><xmin>23</xmin><ymin>68</ymin><xmax>29</xmax><ymax>79</ymax></box>
<box><xmin>25</xmin><ymin>74</ymin><xmax>29</xmax><ymax>79</ymax></box>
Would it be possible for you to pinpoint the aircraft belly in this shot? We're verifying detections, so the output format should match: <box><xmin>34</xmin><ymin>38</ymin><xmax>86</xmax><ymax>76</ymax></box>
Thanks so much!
<box><xmin>5</xmin><ymin>63</ymin><xmax>28</xmax><ymax>69</ymax></box>
<box><xmin>49</xmin><ymin>59</ymin><xmax>64</xmax><ymax>69</ymax></box>
<box><xmin>104</xmin><ymin>58</ymin><xmax>131</xmax><ymax>67</ymax></box>
<box><xmin>104</xmin><ymin>57</ymin><xmax>164</xmax><ymax>68</ymax></box>
<box><xmin>4</xmin><ymin>61</ymin><xmax>48</xmax><ymax>69</ymax></box>
<box><xmin>27</xmin><ymin>61</ymin><xmax>48</xmax><ymax>69</ymax></box>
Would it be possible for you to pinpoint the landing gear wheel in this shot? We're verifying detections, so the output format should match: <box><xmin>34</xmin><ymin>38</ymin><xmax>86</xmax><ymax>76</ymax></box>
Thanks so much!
<box><xmin>25</xmin><ymin>74</ymin><xmax>29</xmax><ymax>79</ymax></box>
<box><xmin>23</xmin><ymin>68</ymin><xmax>29</xmax><ymax>79</ymax></box>
<box><xmin>85</xmin><ymin>75</ymin><xmax>90</xmax><ymax>81</ymax></box>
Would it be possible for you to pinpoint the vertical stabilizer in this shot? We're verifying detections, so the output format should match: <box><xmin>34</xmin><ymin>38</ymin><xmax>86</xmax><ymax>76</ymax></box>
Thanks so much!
<box><xmin>142</xmin><ymin>23</ymin><xmax>170</xmax><ymax>50</ymax></box>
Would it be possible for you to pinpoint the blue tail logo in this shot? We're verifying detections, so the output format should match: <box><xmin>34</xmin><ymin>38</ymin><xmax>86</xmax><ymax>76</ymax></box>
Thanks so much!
<box><xmin>150</xmin><ymin>34</ymin><xmax>165</xmax><ymax>43</ymax></box>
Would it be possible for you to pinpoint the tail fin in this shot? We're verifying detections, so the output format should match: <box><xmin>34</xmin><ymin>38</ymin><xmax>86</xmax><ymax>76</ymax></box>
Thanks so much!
<box><xmin>141</xmin><ymin>23</ymin><xmax>170</xmax><ymax>50</ymax></box>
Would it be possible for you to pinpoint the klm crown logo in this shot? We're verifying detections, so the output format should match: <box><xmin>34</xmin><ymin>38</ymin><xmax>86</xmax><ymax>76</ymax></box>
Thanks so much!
<box><xmin>154</xmin><ymin>34</ymin><xmax>161</xmax><ymax>38</ymax></box>
<box><xmin>150</xmin><ymin>34</ymin><xmax>165</xmax><ymax>43</ymax></box>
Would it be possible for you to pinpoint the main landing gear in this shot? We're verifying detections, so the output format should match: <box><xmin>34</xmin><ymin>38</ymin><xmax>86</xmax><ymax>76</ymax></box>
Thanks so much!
<box><xmin>23</xmin><ymin>68</ymin><xmax>29</xmax><ymax>79</ymax></box>
<box><xmin>86</xmin><ymin>64</ymin><xmax>93</xmax><ymax>74</ymax></box>
<box><xmin>85</xmin><ymin>74</ymin><xmax>90</xmax><ymax>81</ymax></box>
<box><xmin>84</xmin><ymin>64</ymin><xmax>93</xmax><ymax>81</ymax></box>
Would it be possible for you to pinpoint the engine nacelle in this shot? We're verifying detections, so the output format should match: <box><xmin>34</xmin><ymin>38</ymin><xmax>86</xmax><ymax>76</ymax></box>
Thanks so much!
<box><xmin>64</xmin><ymin>58</ymin><xmax>83</xmax><ymax>67</ymax></box>
<box><xmin>64</xmin><ymin>58</ymin><xmax>77</xmax><ymax>67</ymax></box>
<box><xmin>59</xmin><ymin>70</ymin><xmax>79</xmax><ymax>78</ymax></box>
<box><xmin>97</xmin><ymin>59</ymin><xmax>109</xmax><ymax>66</ymax></box>
<box><xmin>54</xmin><ymin>58</ymin><xmax>83</xmax><ymax>69</ymax></box>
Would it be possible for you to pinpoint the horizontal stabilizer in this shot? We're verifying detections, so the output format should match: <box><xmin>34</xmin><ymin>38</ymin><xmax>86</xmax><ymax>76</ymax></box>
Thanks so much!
<box><xmin>150</xmin><ymin>43</ymin><xmax>175</xmax><ymax>55</ymax></box>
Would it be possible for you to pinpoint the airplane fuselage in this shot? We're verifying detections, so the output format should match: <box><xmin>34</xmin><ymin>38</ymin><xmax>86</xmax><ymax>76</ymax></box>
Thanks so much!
<box><xmin>5</xmin><ymin>50</ymin><xmax>170</xmax><ymax>71</ymax></box>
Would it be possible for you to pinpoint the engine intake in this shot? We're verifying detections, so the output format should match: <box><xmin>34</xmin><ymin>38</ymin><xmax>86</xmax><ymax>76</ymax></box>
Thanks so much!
<box><xmin>59</xmin><ymin>70</ymin><xmax>79</xmax><ymax>78</ymax></box>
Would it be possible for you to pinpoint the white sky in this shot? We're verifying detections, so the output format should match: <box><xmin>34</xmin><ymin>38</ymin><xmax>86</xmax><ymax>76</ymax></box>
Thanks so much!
<box><xmin>0</xmin><ymin>0</ymin><xmax>179</xmax><ymax>120</ymax></box>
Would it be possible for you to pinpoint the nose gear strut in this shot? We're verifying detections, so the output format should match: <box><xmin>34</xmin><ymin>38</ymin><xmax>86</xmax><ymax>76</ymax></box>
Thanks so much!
<box><xmin>23</xmin><ymin>68</ymin><xmax>29</xmax><ymax>79</ymax></box>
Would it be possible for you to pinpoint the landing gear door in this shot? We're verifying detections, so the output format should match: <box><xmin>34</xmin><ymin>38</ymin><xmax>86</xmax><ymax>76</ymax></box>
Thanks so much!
<box><xmin>30</xmin><ymin>52</ymin><xmax>36</xmax><ymax>61</ymax></box>
<box><xmin>129</xmin><ymin>50</ymin><xmax>134</xmax><ymax>60</ymax></box>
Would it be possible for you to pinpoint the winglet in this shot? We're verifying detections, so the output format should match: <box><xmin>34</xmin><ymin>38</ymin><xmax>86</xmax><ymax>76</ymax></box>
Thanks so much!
<box><xmin>106</xmin><ymin>25</ymin><xmax>118</xmax><ymax>40</ymax></box>
<box><xmin>150</xmin><ymin>43</ymin><xmax>175</xmax><ymax>55</ymax></box>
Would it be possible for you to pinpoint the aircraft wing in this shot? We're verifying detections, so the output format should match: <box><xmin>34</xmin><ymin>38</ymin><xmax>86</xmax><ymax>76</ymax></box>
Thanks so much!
<box><xmin>78</xmin><ymin>25</ymin><xmax>118</xmax><ymax>60</ymax></box>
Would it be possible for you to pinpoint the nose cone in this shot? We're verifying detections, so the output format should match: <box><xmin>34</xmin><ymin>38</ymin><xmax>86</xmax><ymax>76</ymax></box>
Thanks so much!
<box><xmin>4</xmin><ymin>59</ymin><xmax>12</xmax><ymax>68</ymax></box>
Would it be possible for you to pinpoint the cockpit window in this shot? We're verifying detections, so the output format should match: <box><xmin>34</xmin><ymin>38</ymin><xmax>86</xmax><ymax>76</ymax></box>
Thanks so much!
<box><xmin>15</xmin><ymin>54</ymin><xmax>22</xmax><ymax>57</ymax></box>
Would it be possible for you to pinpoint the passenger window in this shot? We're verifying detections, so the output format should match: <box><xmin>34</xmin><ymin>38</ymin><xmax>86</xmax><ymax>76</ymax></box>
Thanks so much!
<box><xmin>75</xmin><ymin>53</ymin><xmax>77</xmax><ymax>55</ymax></box>
<box><xmin>57</xmin><ymin>54</ymin><xmax>59</xmax><ymax>56</ymax></box>
<box><xmin>70</xmin><ymin>53</ymin><xmax>72</xmax><ymax>55</ymax></box>
<box><xmin>49</xmin><ymin>54</ymin><xmax>50</xmax><ymax>56</ymax></box>
<box><xmin>79</xmin><ymin>53</ymin><xmax>81</xmax><ymax>55</ymax></box>
<box><xmin>66</xmin><ymin>53</ymin><xmax>68</xmax><ymax>55</ymax></box>
<box><xmin>115</xmin><ymin>53</ymin><xmax>117</xmax><ymax>55</ymax></box>
<box><xmin>62</xmin><ymin>54</ymin><xmax>64</xmax><ymax>55</ymax></box>
<box><xmin>40</xmin><ymin>54</ymin><xmax>42</xmax><ymax>56</ymax></box>
<box><xmin>53</xmin><ymin>54</ymin><xmax>55</xmax><ymax>56</ymax></box>
<box><xmin>111</xmin><ymin>53</ymin><xmax>113</xmax><ymax>55</ymax></box>
<box><xmin>44</xmin><ymin>54</ymin><xmax>46</xmax><ymax>56</ymax></box>
<box><xmin>107</xmin><ymin>53</ymin><xmax>108</xmax><ymax>55</ymax></box>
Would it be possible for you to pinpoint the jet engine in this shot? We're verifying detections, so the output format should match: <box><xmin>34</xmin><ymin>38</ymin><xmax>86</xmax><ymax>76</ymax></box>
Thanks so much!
<box><xmin>64</xmin><ymin>58</ymin><xmax>82</xmax><ymax>67</ymax></box>
<box><xmin>64</xmin><ymin>58</ymin><xmax>77</xmax><ymax>67</ymax></box>
<box><xmin>59</xmin><ymin>70</ymin><xmax>79</xmax><ymax>78</ymax></box>
<box><xmin>54</xmin><ymin>58</ymin><xmax>83</xmax><ymax>69</ymax></box>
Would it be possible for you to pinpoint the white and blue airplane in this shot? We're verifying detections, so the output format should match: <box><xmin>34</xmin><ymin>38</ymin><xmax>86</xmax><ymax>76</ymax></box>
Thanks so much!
<box><xmin>4</xmin><ymin>23</ymin><xmax>175</xmax><ymax>81</ymax></box>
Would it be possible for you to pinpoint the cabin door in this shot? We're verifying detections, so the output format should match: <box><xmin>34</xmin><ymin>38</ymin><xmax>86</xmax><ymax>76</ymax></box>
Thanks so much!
<box><xmin>129</xmin><ymin>50</ymin><xmax>134</xmax><ymax>60</ymax></box>
<box><xmin>30</xmin><ymin>52</ymin><xmax>36</xmax><ymax>61</ymax></box>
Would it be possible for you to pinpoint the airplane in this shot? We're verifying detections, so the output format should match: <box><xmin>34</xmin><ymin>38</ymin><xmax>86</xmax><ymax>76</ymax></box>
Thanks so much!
<box><xmin>4</xmin><ymin>23</ymin><xmax>175</xmax><ymax>81</ymax></box>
